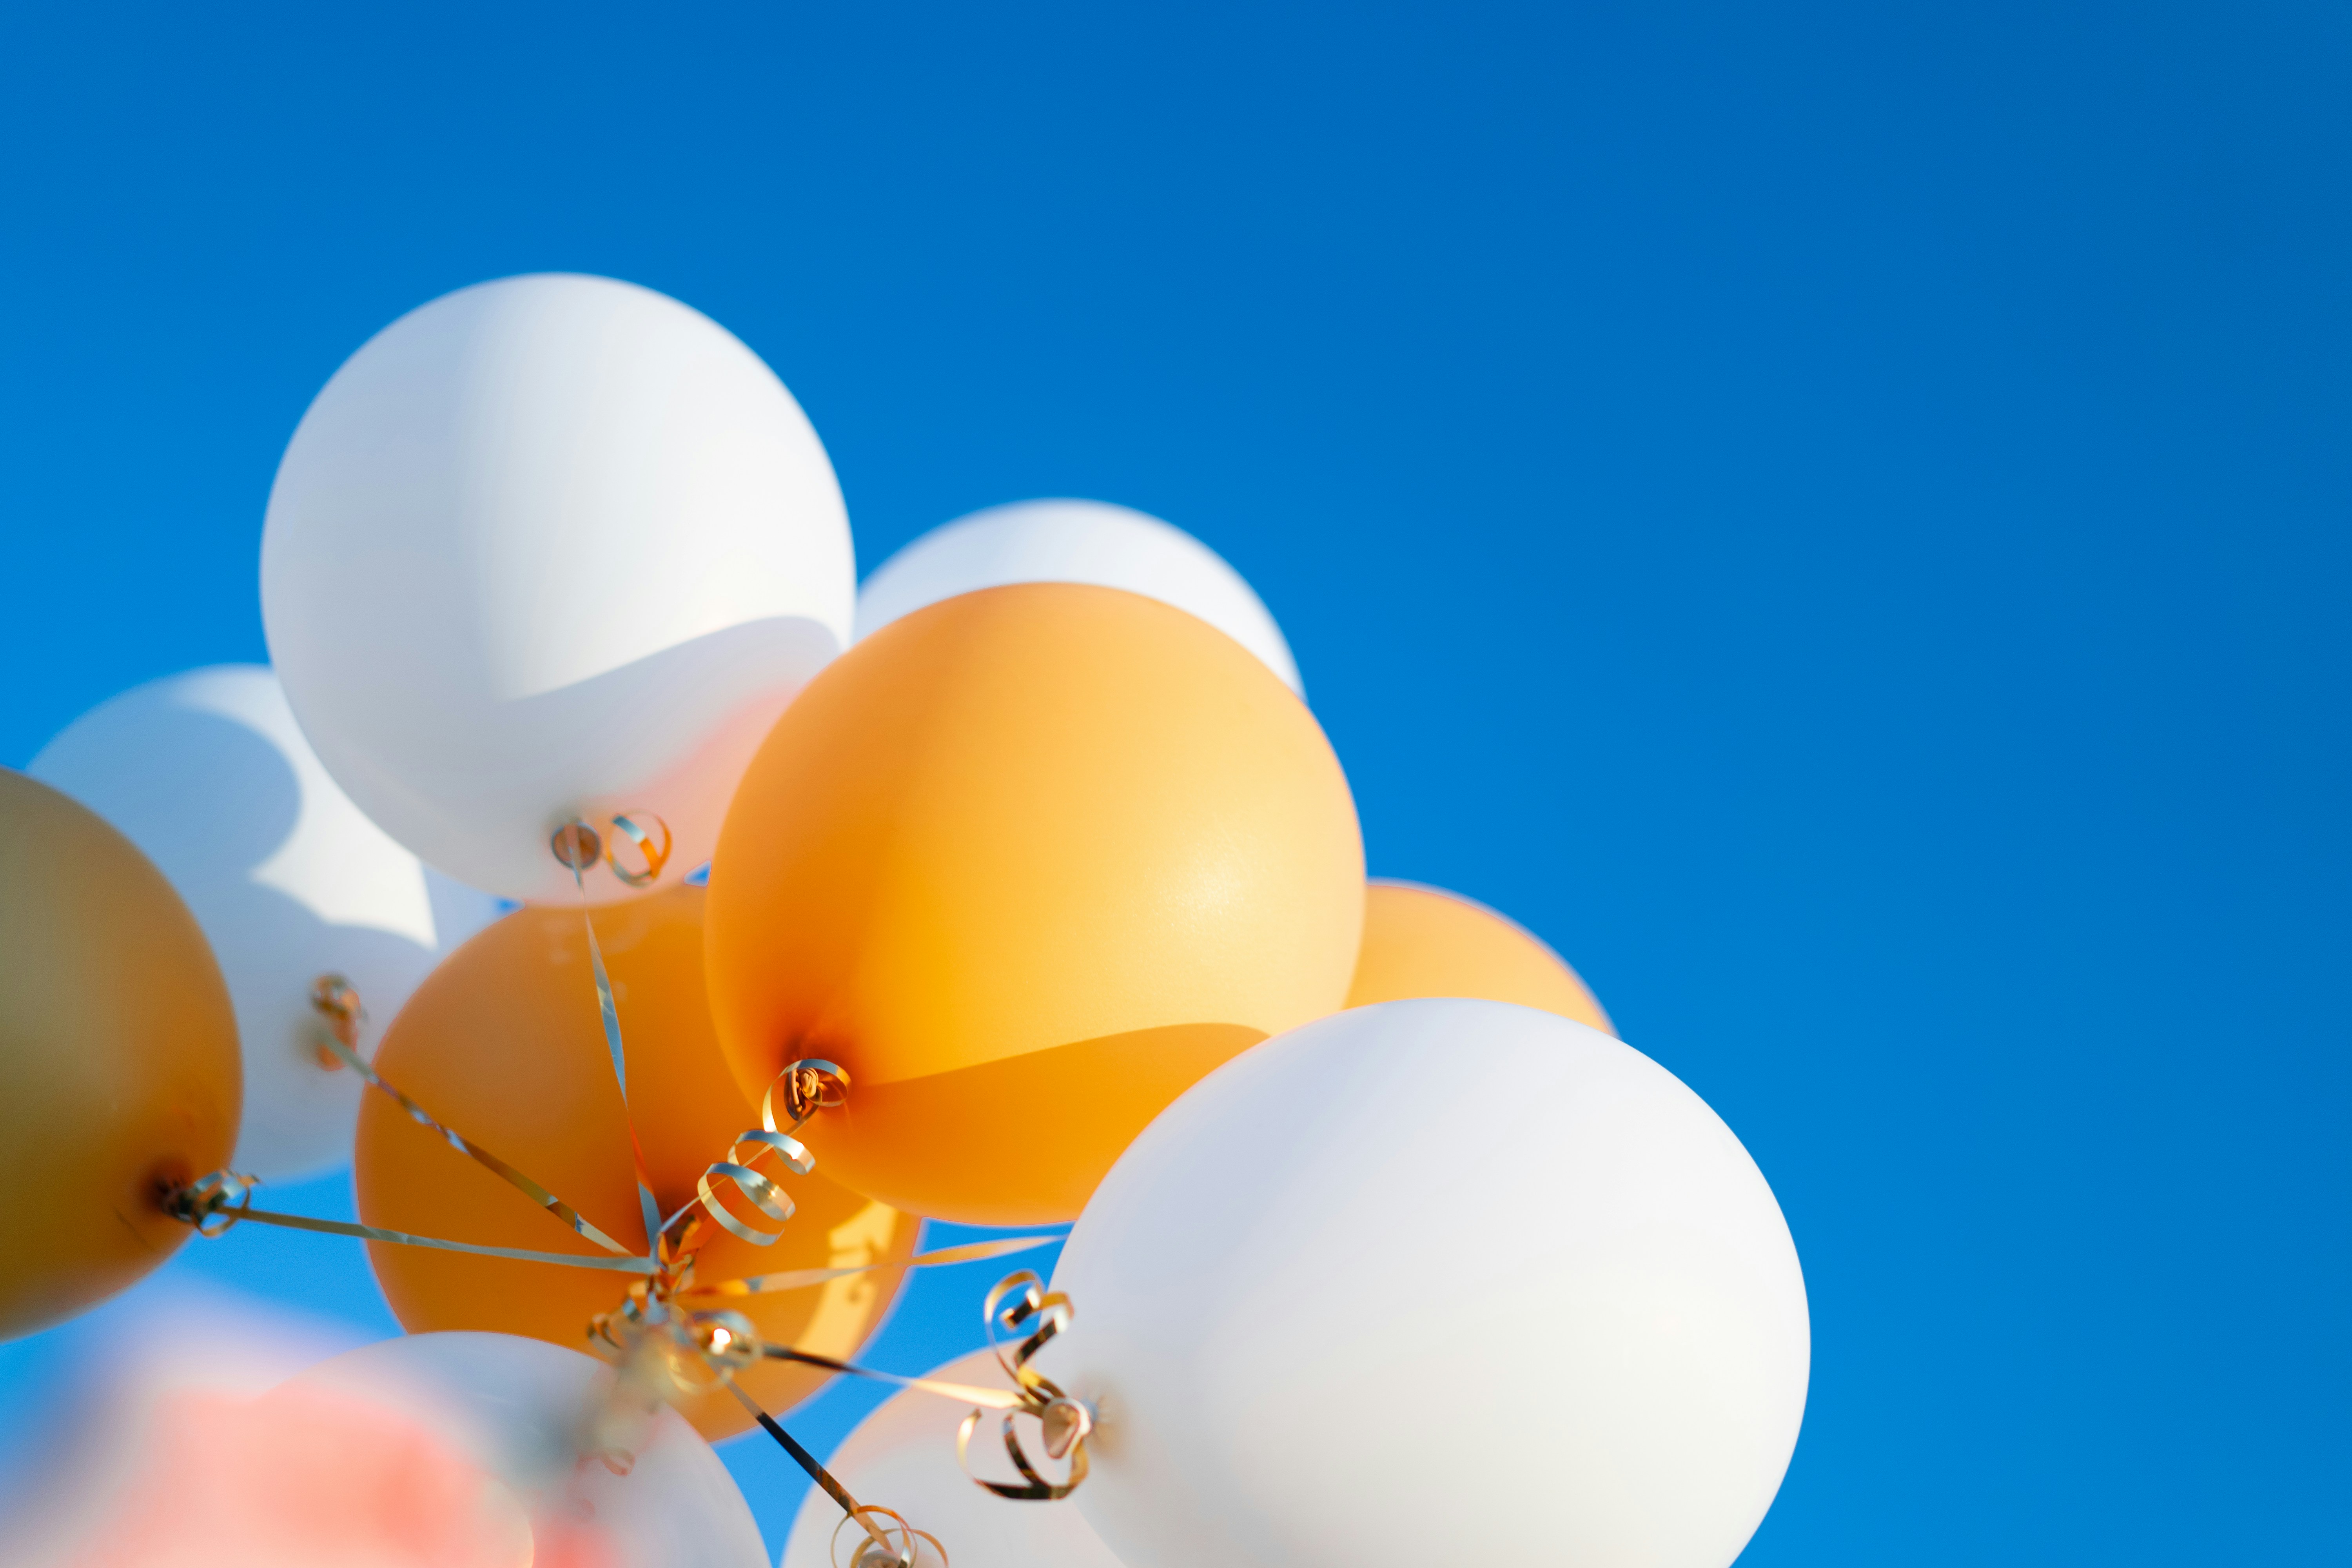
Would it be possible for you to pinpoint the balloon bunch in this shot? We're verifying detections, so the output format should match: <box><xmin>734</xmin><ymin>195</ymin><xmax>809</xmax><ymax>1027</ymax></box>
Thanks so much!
<box><xmin>0</xmin><ymin>271</ymin><xmax>1809</xmax><ymax>1568</ymax></box>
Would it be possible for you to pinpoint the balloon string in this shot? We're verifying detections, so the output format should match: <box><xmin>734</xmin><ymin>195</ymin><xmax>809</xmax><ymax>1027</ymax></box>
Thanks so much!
<box><xmin>726</xmin><ymin>1383</ymin><xmax>902</xmax><ymax>1557</ymax></box>
<box><xmin>682</xmin><ymin>1233</ymin><xmax>1061</xmax><ymax>1300</ymax></box>
<box><xmin>167</xmin><ymin>1171</ymin><xmax>655</xmax><ymax>1274</ymax></box>
<box><xmin>556</xmin><ymin>822</ymin><xmax>668</xmax><ymax>1259</ymax></box>
<box><xmin>311</xmin><ymin>980</ymin><xmax>637</xmax><ymax>1258</ymax></box>
<box><xmin>757</xmin><ymin>1346</ymin><xmax>1029</xmax><ymax>1411</ymax></box>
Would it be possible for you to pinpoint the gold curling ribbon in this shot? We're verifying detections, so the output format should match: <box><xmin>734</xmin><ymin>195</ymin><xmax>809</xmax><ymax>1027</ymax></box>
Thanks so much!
<box><xmin>955</xmin><ymin>1272</ymin><xmax>1092</xmax><ymax>1501</ymax></box>
<box><xmin>743</xmin><ymin>1270</ymin><xmax>1092</xmax><ymax>1501</ymax></box>
<box><xmin>306</xmin><ymin>971</ymin><xmax>640</xmax><ymax>1259</ymax></box>
<box><xmin>605</xmin><ymin>813</ymin><xmax>672</xmax><ymax>887</ymax></box>
<box><xmin>670</xmin><ymin>1059</ymin><xmax>851</xmax><ymax>1246</ymax></box>
<box><xmin>830</xmin><ymin>1506</ymin><xmax>946</xmax><ymax>1568</ymax></box>
<box><xmin>685</xmin><ymin>1234</ymin><xmax>1060</xmax><ymax>1300</ymax></box>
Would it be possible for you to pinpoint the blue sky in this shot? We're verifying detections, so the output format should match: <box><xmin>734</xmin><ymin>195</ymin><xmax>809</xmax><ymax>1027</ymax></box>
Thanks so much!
<box><xmin>3</xmin><ymin>3</ymin><xmax>2348</xmax><ymax>1561</ymax></box>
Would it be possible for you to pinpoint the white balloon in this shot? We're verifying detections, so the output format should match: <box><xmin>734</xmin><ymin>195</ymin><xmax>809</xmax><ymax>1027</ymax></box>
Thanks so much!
<box><xmin>261</xmin><ymin>272</ymin><xmax>855</xmax><ymax>904</ymax></box>
<box><xmin>28</xmin><ymin>666</ymin><xmax>502</xmax><ymax>1181</ymax></box>
<box><xmin>856</xmin><ymin>500</ymin><xmax>1302</xmax><ymax>695</ymax></box>
<box><xmin>1042</xmin><ymin>1000</ymin><xmax>1809</xmax><ymax>1568</ymax></box>
<box><xmin>285</xmin><ymin>1332</ymin><xmax>766</xmax><ymax>1568</ymax></box>
<box><xmin>780</xmin><ymin>1348</ymin><xmax>1125</xmax><ymax>1568</ymax></box>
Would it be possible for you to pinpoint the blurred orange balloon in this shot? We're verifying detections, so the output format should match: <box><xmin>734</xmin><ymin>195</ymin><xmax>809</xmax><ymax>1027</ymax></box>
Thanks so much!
<box><xmin>355</xmin><ymin>887</ymin><xmax>916</xmax><ymax>1440</ymax></box>
<box><xmin>706</xmin><ymin>583</ymin><xmax>1365</xmax><ymax>1225</ymax></box>
<box><xmin>0</xmin><ymin>770</ymin><xmax>240</xmax><ymax>1340</ymax></box>
<box><xmin>1345</xmin><ymin>879</ymin><xmax>1612</xmax><ymax>1034</ymax></box>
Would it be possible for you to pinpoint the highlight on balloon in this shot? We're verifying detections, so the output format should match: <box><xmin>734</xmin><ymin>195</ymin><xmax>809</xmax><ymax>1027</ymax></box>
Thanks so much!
<box><xmin>0</xmin><ymin>271</ymin><xmax>1806</xmax><ymax>1568</ymax></box>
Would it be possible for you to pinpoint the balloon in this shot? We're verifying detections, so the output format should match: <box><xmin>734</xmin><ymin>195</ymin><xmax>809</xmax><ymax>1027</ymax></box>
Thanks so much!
<box><xmin>857</xmin><ymin>499</ymin><xmax>1302</xmax><ymax>695</ymax></box>
<box><xmin>779</xmin><ymin>1348</ymin><xmax>1124</xmax><ymax>1568</ymax></box>
<box><xmin>1345</xmin><ymin>878</ymin><xmax>1612</xmax><ymax>1034</ymax></box>
<box><xmin>283</xmin><ymin>1331</ymin><xmax>766</xmax><ymax>1568</ymax></box>
<box><xmin>0</xmin><ymin>770</ymin><xmax>240</xmax><ymax>1340</ymax></box>
<box><xmin>706</xmin><ymin>583</ymin><xmax>1364</xmax><ymax>1226</ymax></box>
<box><xmin>1042</xmin><ymin>1000</ymin><xmax>1810</xmax><ymax>1568</ymax></box>
<box><xmin>28</xmin><ymin>666</ymin><xmax>504</xmax><ymax>1181</ymax></box>
<box><xmin>356</xmin><ymin>887</ymin><xmax>918</xmax><ymax>1441</ymax></box>
<box><xmin>62</xmin><ymin>1379</ymin><xmax>536</xmax><ymax>1568</ymax></box>
<box><xmin>261</xmin><ymin>272</ymin><xmax>855</xmax><ymax>905</ymax></box>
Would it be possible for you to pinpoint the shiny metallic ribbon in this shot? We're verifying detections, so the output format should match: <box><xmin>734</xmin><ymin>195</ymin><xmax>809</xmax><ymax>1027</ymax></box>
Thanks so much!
<box><xmin>666</xmin><ymin>1060</ymin><xmax>848</xmax><ymax>1246</ymax></box>
<box><xmin>829</xmin><ymin>1505</ymin><xmax>946</xmax><ymax>1568</ymax></box>
<box><xmin>954</xmin><ymin>1272</ymin><xmax>1093</xmax><ymax>1501</ymax></box>
<box><xmin>604</xmin><ymin>813</ymin><xmax>672</xmax><ymax>887</ymax></box>
<box><xmin>306</xmin><ymin>972</ymin><xmax>640</xmax><ymax>1259</ymax></box>
<box><xmin>747</xmin><ymin>1269</ymin><xmax>1093</xmax><ymax>1501</ymax></box>
<box><xmin>552</xmin><ymin>818</ymin><xmax>669</xmax><ymax>1255</ymax></box>
<box><xmin>684</xmin><ymin>1234</ymin><xmax>1059</xmax><ymax>1301</ymax></box>
<box><xmin>166</xmin><ymin>1170</ymin><xmax>655</xmax><ymax>1275</ymax></box>
<box><xmin>583</xmin><ymin>1283</ymin><xmax>916</xmax><ymax>1564</ymax></box>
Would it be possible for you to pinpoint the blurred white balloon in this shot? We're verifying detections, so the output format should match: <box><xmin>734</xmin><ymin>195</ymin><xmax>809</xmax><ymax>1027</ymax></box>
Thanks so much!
<box><xmin>261</xmin><ymin>272</ymin><xmax>855</xmax><ymax>904</ymax></box>
<box><xmin>0</xmin><ymin>1275</ymin><xmax>381</xmax><ymax>1568</ymax></box>
<box><xmin>287</xmin><ymin>1332</ymin><xmax>767</xmax><ymax>1568</ymax></box>
<box><xmin>1043</xmin><ymin>999</ymin><xmax>1810</xmax><ymax>1568</ymax></box>
<box><xmin>856</xmin><ymin>500</ymin><xmax>1302</xmax><ymax>695</ymax></box>
<box><xmin>29</xmin><ymin>666</ymin><xmax>502</xmax><ymax>1181</ymax></box>
<box><xmin>780</xmin><ymin>1348</ymin><xmax>1124</xmax><ymax>1568</ymax></box>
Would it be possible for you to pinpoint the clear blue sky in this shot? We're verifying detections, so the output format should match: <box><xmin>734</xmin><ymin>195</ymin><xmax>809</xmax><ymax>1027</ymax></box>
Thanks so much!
<box><xmin>3</xmin><ymin>4</ymin><xmax>2348</xmax><ymax>1562</ymax></box>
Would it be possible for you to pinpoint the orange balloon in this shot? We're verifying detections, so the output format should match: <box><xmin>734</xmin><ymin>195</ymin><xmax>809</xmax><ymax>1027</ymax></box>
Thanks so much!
<box><xmin>0</xmin><ymin>769</ymin><xmax>241</xmax><ymax>1339</ymax></box>
<box><xmin>1345</xmin><ymin>879</ymin><xmax>1613</xmax><ymax>1034</ymax></box>
<box><xmin>706</xmin><ymin>583</ymin><xmax>1365</xmax><ymax>1225</ymax></box>
<box><xmin>355</xmin><ymin>887</ymin><xmax>916</xmax><ymax>1440</ymax></box>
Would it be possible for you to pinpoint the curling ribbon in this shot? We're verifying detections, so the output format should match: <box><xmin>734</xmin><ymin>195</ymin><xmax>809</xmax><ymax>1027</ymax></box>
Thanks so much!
<box><xmin>747</xmin><ymin>1269</ymin><xmax>1093</xmax><ymax>1501</ymax></box>
<box><xmin>306</xmin><ymin>972</ymin><xmax>640</xmax><ymax>1259</ymax></box>
<box><xmin>954</xmin><ymin>1271</ymin><xmax>1092</xmax><ymax>1501</ymax></box>
<box><xmin>605</xmin><ymin>812</ymin><xmax>672</xmax><ymax>887</ymax></box>
<box><xmin>584</xmin><ymin>1279</ymin><xmax>920</xmax><ymax>1564</ymax></box>
<box><xmin>553</xmin><ymin>819</ymin><xmax>669</xmax><ymax>1254</ymax></box>
<box><xmin>668</xmin><ymin>1059</ymin><xmax>851</xmax><ymax>1245</ymax></box>
<box><xmin>828</xmin><ymin>1505</ymin><xmax>946</xmax><ymax>1568</ymax></box>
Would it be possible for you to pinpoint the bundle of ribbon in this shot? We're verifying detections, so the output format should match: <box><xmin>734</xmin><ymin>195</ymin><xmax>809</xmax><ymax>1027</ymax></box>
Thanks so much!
<box><xmin>161</xmin><ymin>818</ymin><xmax>1090</xmax><ymax>1568</ymax></box>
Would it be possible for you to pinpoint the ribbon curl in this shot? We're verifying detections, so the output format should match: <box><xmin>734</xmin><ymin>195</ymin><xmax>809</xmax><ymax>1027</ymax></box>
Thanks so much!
<box><xmin>955</xmin><ymin>1272</ymin><xmax>1093</xmax><ymax>1501</ymax></box>
<box><xmin>669</xmin><ymin>1060</ymin><xmax>849</xmax><ymax>1245</ymax></box>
